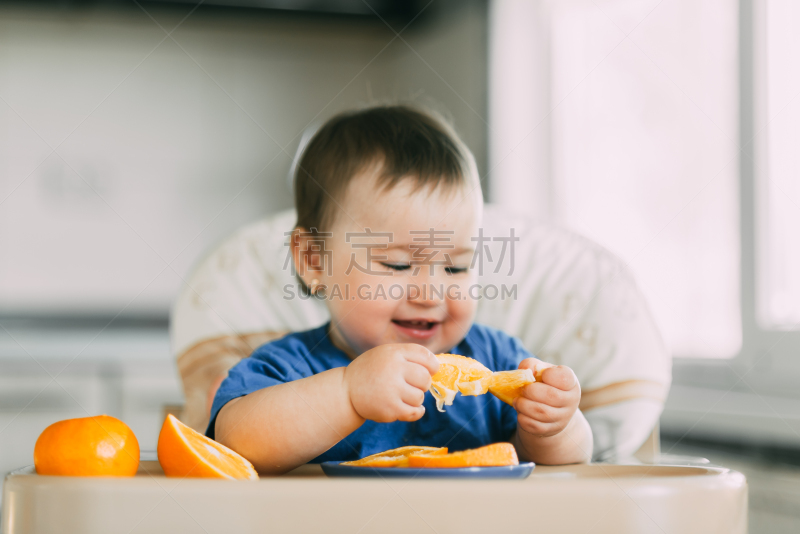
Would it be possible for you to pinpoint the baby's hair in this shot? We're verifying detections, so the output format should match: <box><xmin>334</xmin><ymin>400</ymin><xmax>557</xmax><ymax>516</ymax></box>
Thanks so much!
<box><xmin>294</xmin><ymin>105</ymin><xmax>479</xmax><ymax>231</ymax></box>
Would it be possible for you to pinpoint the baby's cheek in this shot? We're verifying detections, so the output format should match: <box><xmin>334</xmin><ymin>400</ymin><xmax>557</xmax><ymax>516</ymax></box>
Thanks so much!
<box><xmin>440</xmin><ymin>292</ymin><xmax>476</xmax><ymax>345</ymax></box>
<box><xmin>447</xmin><ymin>285</ymin><xmax>478</xmax><ymax>322</ymax></box>
<box><xmin>331</xmin><ymin>288</ymin><xmax>401</xmax><ymax>346</ymax></box>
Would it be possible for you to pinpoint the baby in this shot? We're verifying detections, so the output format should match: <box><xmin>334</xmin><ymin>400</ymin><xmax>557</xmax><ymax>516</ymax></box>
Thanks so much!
<box><xmin>209</xmin><ymin>106</ymin><xmax>593</xmax><ymax>473</ymax></box>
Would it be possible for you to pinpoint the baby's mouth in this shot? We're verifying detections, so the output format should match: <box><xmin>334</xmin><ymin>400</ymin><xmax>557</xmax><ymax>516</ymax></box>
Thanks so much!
<box><xmin>392</xmin><ymin>319</ymin><xmax>438</xmax><ymax>331</ymax></box>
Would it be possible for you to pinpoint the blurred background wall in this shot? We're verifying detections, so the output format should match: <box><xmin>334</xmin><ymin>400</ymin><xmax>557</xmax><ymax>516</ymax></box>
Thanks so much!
<box><xmin>0</xmin><ymin>0</ymin><xmax>487</xmax><ymax>471</ymax></box>
<box><xmin>1</xmin><ymin>1</ymin><xmax>800</xmax><ymax>529</ymax></box>
<box><xmin>0</xmin><ymin>0</ymin><xmax>488</xmax><ymax>316</ymax></box>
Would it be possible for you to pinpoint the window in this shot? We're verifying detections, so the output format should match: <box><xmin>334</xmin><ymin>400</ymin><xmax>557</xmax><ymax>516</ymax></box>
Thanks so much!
<box><xmin>489</xmin><ymin>0</ymin><xmax>800</xmax><ymax>368</ymax></box>
<box><xmin>490</xmin><ymin>0</ymin><xmax>741</xmax><ymax>358</ymax></box>
<box><xmin>489</xmin><ymin>0</ymin><xmax>800</xmax><ymax>447</ymax></box>
<box><xmin>758</xmin><ymin>0</ymin><xmax>800</xmax><ymax>329</ymax></box>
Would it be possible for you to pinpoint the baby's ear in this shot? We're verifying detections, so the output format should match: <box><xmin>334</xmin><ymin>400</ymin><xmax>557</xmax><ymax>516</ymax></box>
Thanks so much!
<box><xmin>291</xmin><ymin>227</ymin><xmax>329</xmax><ymax>280</ymax></box>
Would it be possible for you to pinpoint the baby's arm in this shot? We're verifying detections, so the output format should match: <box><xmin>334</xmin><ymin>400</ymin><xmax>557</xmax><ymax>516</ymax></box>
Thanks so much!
<box><xmin>511</xmin><ymin>359</ymin><xmax>593</xmax><ymax>465</ymax></box>
<box><xmin>215</xmin><ymin>367</ymin><xmax>361</xmax><ymax>474</ymax></box>
<box><xmin>214</xmin><ymin>344</ymin><xmax>439</xmax><ymax>474</ymax></box>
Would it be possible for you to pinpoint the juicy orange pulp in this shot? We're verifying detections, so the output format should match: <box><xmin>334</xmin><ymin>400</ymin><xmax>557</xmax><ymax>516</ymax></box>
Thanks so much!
<box><xmin>341</xmin><ymin>446</ymin><xmax>447</xmax><ymax>467</ymax></box>
<box><xmin>490</xmin><ymin>360</ymin><xmax>555</xmax><ymax>405</ymax></box>
<box><xmin>429</xmin><ymin>354</ymin><xmax>493</xmax><ymax>411</ymax></box>
<box><xmin>407</xmin><ymin>443</ymin><xmax>519</xmax><ymax>468</ymax></box>
<box><xmin>430</xmin><ymin>353</ymin><xmax>540</xmax><ymax>409</ymax></box>
<box><xmin>488</xmin><ymin>369</ymin><xmax>536</xmax><ymax>406</ymax></box>
<box><xmin>157</xmin><ymin>414</ymin><xmax>258</xmax><ymax>480</ymax></box>
<box><xmin>34</xmin><ymin>415</ymin><xmax>140</xmax><ymax>477</ymax></box>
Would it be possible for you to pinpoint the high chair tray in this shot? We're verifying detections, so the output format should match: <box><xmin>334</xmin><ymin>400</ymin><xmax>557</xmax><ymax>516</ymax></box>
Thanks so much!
<box><xmin>2</xmin><ymin>461</ymin><xmax>746</xmax><ymax>534</ymax></box>
<box><xmin>320</xmin><ymin>461</ymin><xmax>535</xmax><ymax>478</ymax></box>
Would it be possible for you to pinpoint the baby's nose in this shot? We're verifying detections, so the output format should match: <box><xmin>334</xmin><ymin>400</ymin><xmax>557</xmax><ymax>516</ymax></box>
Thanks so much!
<box><xmin>406</xmin><ymin>278</ymin><xmax>444</xmax><ymax>305</ymax></box>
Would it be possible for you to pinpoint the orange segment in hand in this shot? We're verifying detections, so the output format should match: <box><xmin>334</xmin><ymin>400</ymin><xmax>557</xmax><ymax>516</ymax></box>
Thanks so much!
<box><xmin>429</xmin><ymin>354</ymin><xmax>493</xmax><ymax>411</ymax></box>
<box><xmin>157</xmin><ymin>414</ymin><xmax>258</xmax><ymax>480</ymax></box>
<box><xmin>342</xmin><ymin>446</ymin><xmax>447</xmax><ymax>467</ymax></box>
<box><xmin>429</xmin><ymin>354</ymin><xmax>544</xmax><ymax>409</ymax></box>
<box><xmin>34</xmin><ymin>415</ymin><xmax>140</xmax><ymax>477</ymax></box>
<box><xmin>407</xmin><ymin>443</ymin><xmax>519</xmax><ymax>468</ymax></box>
<box><xmin>488</xmin><ymin>369</ymin><xmax>535</xmax><ymax>406</ymax></box>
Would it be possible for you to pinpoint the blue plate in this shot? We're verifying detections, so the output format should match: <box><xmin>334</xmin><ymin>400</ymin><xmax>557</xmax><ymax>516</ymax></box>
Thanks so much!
<box><xmin>320</xmin><ymin>461</ymin><xmax>535</xmax><ymax>479</ymax></box>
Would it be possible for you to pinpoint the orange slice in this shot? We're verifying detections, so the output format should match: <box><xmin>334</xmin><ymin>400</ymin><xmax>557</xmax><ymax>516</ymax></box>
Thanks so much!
<box><xmin>488</xmin><ymin>369</ymin><xmax>536</xmax><ymax>406</ymax></box>
<box><xmin>157</xmin><ymin>414</ymin><xmax>258</xmax><ymax>480</ymax></box>
<box><xmin>341</xmin><ymin>446</ymin><xmax>447</xmax><ymax>467</ymax></box>
<box><xmin>407</xmin><ymin>443</ymin><xmax>519</xmax><ymax>468</ymax></box>
<box><xmin>430</xmin><ymin>354</ymin><xmax>493</xmax><ymax>411</ymax></box>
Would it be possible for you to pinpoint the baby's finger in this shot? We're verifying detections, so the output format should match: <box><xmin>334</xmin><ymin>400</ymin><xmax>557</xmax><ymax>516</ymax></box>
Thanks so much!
<box><xmin>518</xmin><ymin>358</ymin><xmax>555</xmax><ymax>382</ymax></box>
<box><xmin>402</xmin><ymin>345</ymin><xmax>440</xmax><ymax>376</ymax></box>
<box><xmin>520</xmin><ymin>382</ymin><xmax>571</xmax><ymax>408</ymax></box>
<box><xmin>404</xmin><ymin>363</ymin><xmax>433</xmax><ymax>391</ymax></box>
<box><xmin>397</xmin><ymin>404</ymin><xmax>426</xmax><ymax>422</ymax></box>
<box><xmin>400</xmin><ymin>384</ymin><xmax>426</xmax><ymax>407</ymax></box>
<box><xmin>540</xmin><ymin>366</ymin><xmax>578</xmax><ymax>391</ymax></box>
<box><xmin>513</xmin><ymin>396</ymin><xmax>562</xmax><ymax>423</ymax></box>
<box><xmin>516</xmin><ymin>413</ymin><xmax>561</xmax><ymax>438</ymax></box>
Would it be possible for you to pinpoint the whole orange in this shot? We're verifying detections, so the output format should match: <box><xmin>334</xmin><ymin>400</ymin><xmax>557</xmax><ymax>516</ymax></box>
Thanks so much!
<box><xmin>34</xmin><ymin>415</ymin><xmax>140</xmax><ymax>477</ymax></box>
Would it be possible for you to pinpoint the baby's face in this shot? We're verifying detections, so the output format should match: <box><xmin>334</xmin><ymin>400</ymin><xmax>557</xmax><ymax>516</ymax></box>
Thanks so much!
<box><xmin>308</xmin><ymin>170</ymin><xmax>482</xmax><ymax>356</ymax></box>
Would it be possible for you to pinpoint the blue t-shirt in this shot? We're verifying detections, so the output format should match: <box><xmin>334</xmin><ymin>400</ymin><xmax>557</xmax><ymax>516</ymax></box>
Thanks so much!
<box><xmin>207</xmin><ymin>323</ymin><xmax>534</xmax><ymax>463</ymax></box>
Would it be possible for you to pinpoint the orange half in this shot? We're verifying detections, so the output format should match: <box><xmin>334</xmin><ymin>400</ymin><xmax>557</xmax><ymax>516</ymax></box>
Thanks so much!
<box><xmin>342</xmin><ymin>446</ymin><xmax>447</xmax><ymax>467</ymax></box>
<box><xmin>157</xmin><ymin>414</ymin><xmax>258</xmax><ymax>480</ymax></box>
<box><xmin>429</xmin><ymin>354</ymin><xmax>493</xmax><ymax>411</ymax></box>
<box><xmin>407</xmin><ymin>443</ymin><xmax>519</xmax><ymax>468</ymax></box>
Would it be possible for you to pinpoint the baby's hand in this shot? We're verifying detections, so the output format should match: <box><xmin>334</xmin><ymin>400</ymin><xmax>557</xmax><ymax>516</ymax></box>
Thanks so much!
<box><xmin>514</xmin><ymin>358</ymin><xmax>581</xmax><ymax>438</ymax></box>
<box><xmin>344</xmin><ymin>344</ymin><xmax>440</xmax><ymax>423</ymax></box>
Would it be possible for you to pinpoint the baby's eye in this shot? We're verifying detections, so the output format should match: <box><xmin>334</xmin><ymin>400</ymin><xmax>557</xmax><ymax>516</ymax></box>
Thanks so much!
<box><xmin>445</xmin><ymin>266</ymin><xmax>468</xmax><ymax>275</ymax></box>
<box><xmin>380</xmin><ymin>262</ymin><xmax>411</xmax><ymax>271</ymax></box>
